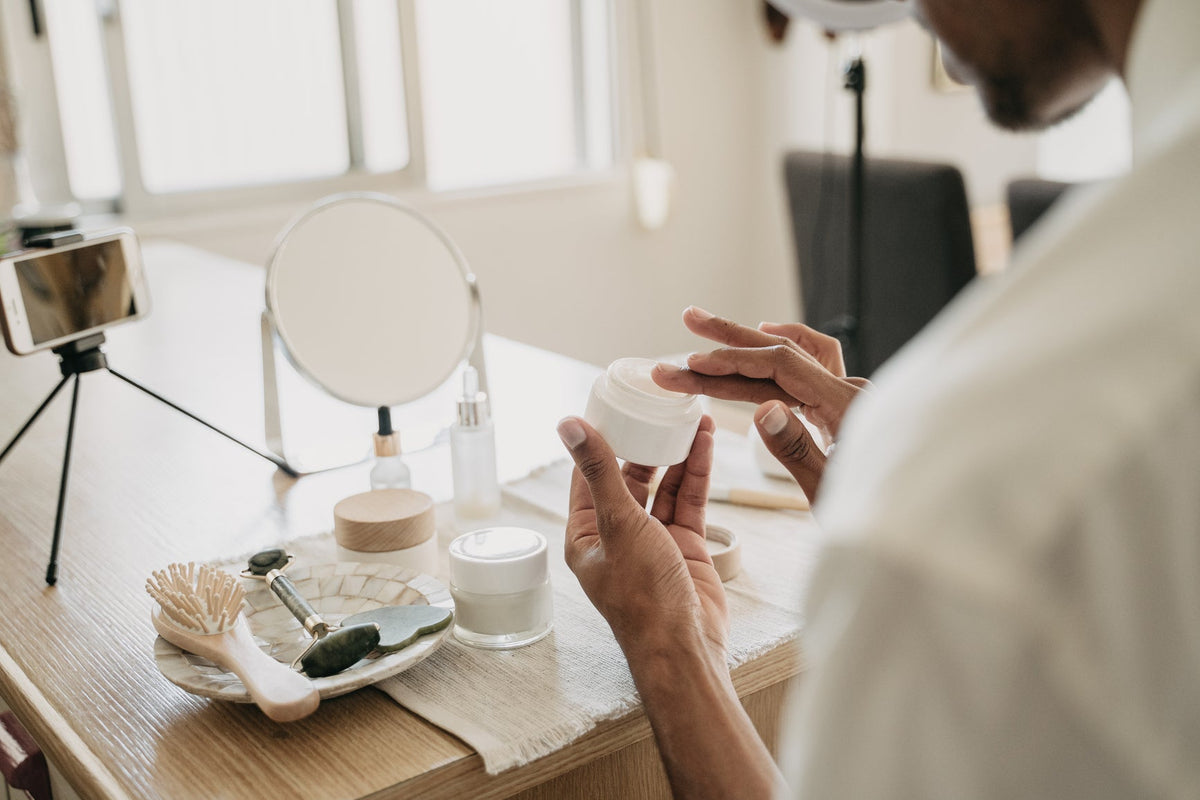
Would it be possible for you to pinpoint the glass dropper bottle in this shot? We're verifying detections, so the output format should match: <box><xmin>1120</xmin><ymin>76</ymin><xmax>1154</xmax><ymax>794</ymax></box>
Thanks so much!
<box><xmin>370</xmin><ymin>406</ymin><xmax>411</xmax><ymax>490</ymax></box>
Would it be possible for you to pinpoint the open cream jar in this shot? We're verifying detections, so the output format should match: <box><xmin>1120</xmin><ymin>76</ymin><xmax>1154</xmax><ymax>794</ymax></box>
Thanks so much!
<box><xmin>585</xmin><ymin>357</ymin><xmax>703</xmax><ymax>466</ymax></box>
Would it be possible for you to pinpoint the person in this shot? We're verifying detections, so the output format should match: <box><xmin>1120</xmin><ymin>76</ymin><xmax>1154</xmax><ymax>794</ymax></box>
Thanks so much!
<box><xmin>555</xmin><ymin>0</ymin><xmax>1200</xmax><ymax>796</ymax></box>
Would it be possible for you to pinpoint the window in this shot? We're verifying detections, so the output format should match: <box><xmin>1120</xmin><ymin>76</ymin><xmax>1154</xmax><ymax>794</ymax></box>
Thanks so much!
<box><xmin>5</xmin><ymin>0</ymin><xmax>614</xmax><ymax>213</ymax></box>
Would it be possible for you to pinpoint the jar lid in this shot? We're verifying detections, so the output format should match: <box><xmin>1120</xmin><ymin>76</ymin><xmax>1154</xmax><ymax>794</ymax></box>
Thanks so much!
<box><xmin>705</xmin><ymin>524</ymin><xmax>742</xmax><ymax>582</ymax></box>
<box><xmin>448</xmin><ymin>527</ymin><xmax>549</xmax><ymax>595</ymax></box>
<box><xmin>333</xmin><ymin>489</ymin><xmax>435</xmax><ymax>552</ymax></box>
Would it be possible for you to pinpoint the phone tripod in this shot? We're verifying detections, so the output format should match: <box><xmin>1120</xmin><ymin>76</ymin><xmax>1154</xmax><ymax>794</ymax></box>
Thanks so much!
<box><xmin>0</xmin><ymin>332</ymin><xmax>297</xmax><ymax>585</ymax></box>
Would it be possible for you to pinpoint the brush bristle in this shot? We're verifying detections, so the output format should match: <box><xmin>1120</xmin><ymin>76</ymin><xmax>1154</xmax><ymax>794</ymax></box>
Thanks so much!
<box><xmin>146</xmin><ymin>562</ymin><xmax>245</xmax><ymax>634</ymax></box>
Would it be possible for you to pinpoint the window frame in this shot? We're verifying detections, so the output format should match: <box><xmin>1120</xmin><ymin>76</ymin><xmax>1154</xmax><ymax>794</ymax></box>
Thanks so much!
<box><xmin>1</xmin><ymin>0</ymin><xmax>617</xmax><ymax>221</ymax></box>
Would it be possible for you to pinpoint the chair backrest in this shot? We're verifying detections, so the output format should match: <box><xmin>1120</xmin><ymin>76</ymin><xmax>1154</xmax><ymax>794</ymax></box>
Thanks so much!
<box><xmin>783</xmin><ymin>150</ymin><xmax>977</xmax><ymax>377</ymax></box>
<box><xmin>1006</xmin><ymin>177</ymin><xmax>1074</xmax><ymax>244</ymax></box>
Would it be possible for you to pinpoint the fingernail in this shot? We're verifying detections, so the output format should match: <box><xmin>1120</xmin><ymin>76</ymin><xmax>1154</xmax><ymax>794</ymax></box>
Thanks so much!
<box><xmin>653</xmin><ymin>362</ymin><xmax>681</xmax><ymax>374</ymax></box>
<box><xmin>759</xmin><ymin>404</ymin><xmax>788</xmax><ymax>436</ymax></box>
<box><xmin>557</xmin><ymin>417</ymin><xmax>587</xmax><ymax>449</ymax></box>
<box><xmin>687</xmin><ymin>306</ymin><xmax>714</xmax><ymax>320</ymax></box>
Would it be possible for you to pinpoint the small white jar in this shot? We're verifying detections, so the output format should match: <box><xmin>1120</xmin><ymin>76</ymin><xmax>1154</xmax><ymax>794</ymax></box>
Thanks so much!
<box><xmin>584</xmin><ymin>357</ymin><xmax>703</xmax><ymax>466</ymax></box>
<box><xmin>448</xmin><ymin>527</ymin><xmax>553</xmax><ymax>649</ymax></box>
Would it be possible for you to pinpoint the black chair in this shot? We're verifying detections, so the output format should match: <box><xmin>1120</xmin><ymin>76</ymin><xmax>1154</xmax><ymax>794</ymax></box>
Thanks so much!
<box><xmin>1006</xmin><ymin>177</ymin><xmax>1074</xmax><ymax>244</ymax></box>
<box><xmin>783</xmin><ymin>150</ymin><xmax>978</xmax><ymax>377</ymax></box>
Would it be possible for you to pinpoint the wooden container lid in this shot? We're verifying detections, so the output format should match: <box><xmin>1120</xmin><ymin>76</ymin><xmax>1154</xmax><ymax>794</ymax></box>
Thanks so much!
<box><xmin>334</xmin><ymin>489</ymin><xmax>436</xmax><ymax>552</ymax></box>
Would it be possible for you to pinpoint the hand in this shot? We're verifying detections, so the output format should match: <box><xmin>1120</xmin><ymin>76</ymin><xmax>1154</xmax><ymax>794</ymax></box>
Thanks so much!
<box><xmin>653</xmin><ymin>306</ymin><xmax>870</xmax><ymax>499</ymax></box>
<box><xmin>556</xmin><ymin>414</ymin><xmax>727</xmax><ymax>660</ymax></box>
<box><xmin>557</xmin><ymin>414</ymin><xmax>784</xmax><ymax>799</ymax></box>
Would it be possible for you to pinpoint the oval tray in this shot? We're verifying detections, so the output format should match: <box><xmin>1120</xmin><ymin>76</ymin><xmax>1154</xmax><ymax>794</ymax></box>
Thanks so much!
<box><xmin>153</xmin><ymin>561</ymin><xmax>454</xmax><ymax>702</ymax></box>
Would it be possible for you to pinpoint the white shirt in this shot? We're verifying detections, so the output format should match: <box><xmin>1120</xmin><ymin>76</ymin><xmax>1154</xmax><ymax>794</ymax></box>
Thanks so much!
<box><xmin>780</xmin><ymin>0</ymin><xmax>1200</xmax><ymax>796</ymax></box>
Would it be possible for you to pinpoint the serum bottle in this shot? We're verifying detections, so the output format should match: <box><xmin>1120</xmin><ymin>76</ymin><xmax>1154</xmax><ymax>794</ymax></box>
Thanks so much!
<box><xmin>451</xmin><ymin>366</ymin><xmax>501</xmax><ymax>521</ymax></box>
<box><xmin>370</xmin><ymin>406</ymin><xmax>411</xmax><ymax>490</ymax></box>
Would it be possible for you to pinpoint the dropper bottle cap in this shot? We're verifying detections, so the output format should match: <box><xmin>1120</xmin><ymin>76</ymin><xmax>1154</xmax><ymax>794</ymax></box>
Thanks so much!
<box><xmin>456</xmin><ymin>367</ymin><xmax>489</xmax><ymax>428</ymax></box>
<box><xmin>374</xmin><ymin>406</ymin><xmax>401</xmax><ymax>457</ymax></box>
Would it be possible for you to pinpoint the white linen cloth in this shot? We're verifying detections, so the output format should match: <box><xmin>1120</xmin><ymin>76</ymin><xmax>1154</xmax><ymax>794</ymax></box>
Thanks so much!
<box><xmin>376</xmin><ymin>427</ymin><xmax>818</xmax><ymax>774</ymax></box>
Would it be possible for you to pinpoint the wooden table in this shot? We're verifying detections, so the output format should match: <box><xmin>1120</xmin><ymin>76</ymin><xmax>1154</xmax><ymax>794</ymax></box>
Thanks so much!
<box><xmin>0</xmin><ymin>242</ymin><xmax>802</xmax><ymax>799</ymax></box>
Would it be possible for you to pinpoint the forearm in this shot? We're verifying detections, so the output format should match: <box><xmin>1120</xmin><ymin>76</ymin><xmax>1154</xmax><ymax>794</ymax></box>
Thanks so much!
<box><xmin>622</xmin><ymin>633</ymin><xmax>786</xmax><ymax>799</ymax></box>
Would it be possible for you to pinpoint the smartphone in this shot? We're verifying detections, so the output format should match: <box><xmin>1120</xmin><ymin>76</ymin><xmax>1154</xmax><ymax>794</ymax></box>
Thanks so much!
<box><xmin>0</xmin><ymin>228</ymin><xmax>150</xmax><ymax>355</ymax></box>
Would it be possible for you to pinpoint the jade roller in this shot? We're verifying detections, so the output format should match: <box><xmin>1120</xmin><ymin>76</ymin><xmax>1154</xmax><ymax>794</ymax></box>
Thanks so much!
<box><xmin>241</xmin><ymin>549</ymin><xmax>380</xmax><ymax>678</ymax></box>
<box><xmin>248</xmin><ymin>549</ymin><xmax>452</xmax><ymax>655</ymax></box>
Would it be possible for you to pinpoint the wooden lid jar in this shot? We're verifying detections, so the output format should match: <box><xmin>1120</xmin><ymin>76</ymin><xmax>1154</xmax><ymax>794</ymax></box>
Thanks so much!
<box><xmin>333</xmin><ymin>489</ymin><xmax>439</xmax><ymax>575</ymax></box>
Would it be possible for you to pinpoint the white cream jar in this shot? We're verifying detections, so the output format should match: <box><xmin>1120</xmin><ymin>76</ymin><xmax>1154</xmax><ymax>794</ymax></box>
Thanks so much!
<box><xmin>448</xmin><ymin>527</ymin><xmax>553</xmax><ymax>649</ymax></box>
<box><xmin>584</xmin><ymin>357</ymin><xmax>703</xmax><ymax>467</ymax></box>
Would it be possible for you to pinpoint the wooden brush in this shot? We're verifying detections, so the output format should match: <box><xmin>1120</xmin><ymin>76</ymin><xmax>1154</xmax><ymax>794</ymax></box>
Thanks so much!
<box><xmin>146</xmin><ymin>563</ymin><xmax>320</xmax><ymax>723</ymax></box>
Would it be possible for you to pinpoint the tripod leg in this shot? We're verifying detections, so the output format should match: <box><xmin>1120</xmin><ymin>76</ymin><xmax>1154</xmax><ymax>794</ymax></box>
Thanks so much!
<box><xmin>0</xmin><ymin>374</ymin><xmax>72</xmax><ymax>466</ymax></box>
<box><xmin>105</xmin><ymin>367</ymin><xmax>299</xmax><ymax>477</ymax></box>
<box><xmin>46</xmin><ymin>374</ymin><xmax>80</xmax><ymax>586</ymax></box>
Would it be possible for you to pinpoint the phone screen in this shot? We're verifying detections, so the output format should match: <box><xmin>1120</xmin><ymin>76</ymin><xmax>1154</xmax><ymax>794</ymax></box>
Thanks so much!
<box><xmin>14</xmin><ymin>238</ymin><xmax>139</xmax><ymax>346</ymax></box>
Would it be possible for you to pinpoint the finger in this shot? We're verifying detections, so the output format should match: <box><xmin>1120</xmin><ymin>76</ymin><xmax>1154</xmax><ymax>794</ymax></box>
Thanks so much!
<box><xmin>651</xmin><ymin>415</ymin><xmax>715</xmax><ymax>524</ymax></box>
<box><xmin>682</xmin><ymin>306</ymin><xmax>783</xmax><ymax>349</ymax></box>
<box><xmin>557</xmin><ymin>416</ymin><xmax>642</xmax><ymax>539</ymax></box>
<box><xmin>687</xmin><ymin>346</ymin><xmax>832</xmax><ymax>409</ymax></box>
<box><xmin>755</xmin><ymin>401</ymin><xmax>825</xmax><ymax>501</ymax></box>
<box><xmin>758</xmin><ymin>321</ymin><xmax>846</xmax><ymax>377</ymax></box>
<box><xmin>622</xmin><ymin>461</ymin><xmax>658</xmax><ymax>508</ymax></box>
<box><xmin>670</xmin><ymin>416</ymin><xmax>715</xmax><ymax>535</ymax></box>
<box><xmin>652</xmin><ymin>363</ymin><xmax>798</xmax><ymax>406</ymax></box>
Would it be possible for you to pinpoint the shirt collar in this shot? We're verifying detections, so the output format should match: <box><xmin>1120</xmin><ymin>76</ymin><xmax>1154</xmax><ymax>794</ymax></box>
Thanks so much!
<box><xmin>1125</xmin><ymin>0</ymin><xmax>1200</xmax><ymax>160</ymax></box>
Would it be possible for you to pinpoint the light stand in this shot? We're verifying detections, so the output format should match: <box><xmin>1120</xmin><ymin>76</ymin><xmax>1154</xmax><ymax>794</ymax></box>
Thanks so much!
<box><xmin>814</xmin><ymin>54</ymin><xmax>867</xmax><ymax>376</ymax></box>
<box><xmin>0</xmin><ymin>332</ymin><xmax>297</xmax><ymax>585</ymax></box>
<box><xmin>843</xmin><ymin>54</ymin><xmax>867</xmax><ymax>375</ymax></box>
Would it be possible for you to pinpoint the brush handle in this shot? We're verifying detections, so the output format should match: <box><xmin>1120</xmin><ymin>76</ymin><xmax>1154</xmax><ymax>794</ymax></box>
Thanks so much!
<box><xmin>265</xmin><ymin>570</ymin><xmax>328</xmax><ymax>637</ymax></box>
<box><xmin>711</xmin><ymin>486</ymin><xmax>811</xmax><ymax>511</ymax></box>
<box><xmin>220</xmin><ymin>619</ymin><xmax>320</xmax><ymax>722</ymax></box>
<box><xmin>153</xmin><ymin>613</ymin><xmax>320</xmax><ymax>723</ymax></box>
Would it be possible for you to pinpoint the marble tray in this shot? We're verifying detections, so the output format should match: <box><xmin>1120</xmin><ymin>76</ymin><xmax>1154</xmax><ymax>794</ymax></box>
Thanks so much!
<box><xmin>153</xmin><ymin>561</ymin><xmax>454</xmax><ymax>702</ymax></box>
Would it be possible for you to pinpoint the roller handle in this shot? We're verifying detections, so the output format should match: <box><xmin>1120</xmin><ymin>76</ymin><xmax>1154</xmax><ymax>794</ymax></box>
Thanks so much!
<box><xmin>266</xmin><ymin>569</ymin><xmax>328</xmax><ymax>637</ymax></box>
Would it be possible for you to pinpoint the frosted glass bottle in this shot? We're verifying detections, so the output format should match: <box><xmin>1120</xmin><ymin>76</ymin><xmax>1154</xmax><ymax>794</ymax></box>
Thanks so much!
<box><xmin>450</xmin><ymin>367</ymin><xmax>501</xmax><ymax>520</ymax></box>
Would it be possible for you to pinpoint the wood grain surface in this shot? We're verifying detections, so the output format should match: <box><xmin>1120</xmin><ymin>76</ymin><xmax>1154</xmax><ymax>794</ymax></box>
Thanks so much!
<box><xmin>0</xmin><ymin>242</ymin><xmax>806</xmax><ymax>799</ymax></box>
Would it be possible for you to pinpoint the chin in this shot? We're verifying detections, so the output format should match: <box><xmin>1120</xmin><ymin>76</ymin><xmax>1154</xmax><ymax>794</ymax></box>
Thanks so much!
<box><xmin>980</xmin><ymin>74</ymin><xmax>1103</xmax><ymax>132</ymax></box>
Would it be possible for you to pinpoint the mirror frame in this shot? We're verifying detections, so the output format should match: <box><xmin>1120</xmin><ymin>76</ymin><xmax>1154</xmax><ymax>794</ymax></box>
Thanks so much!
<box><xmin>261</xmin><ymin>192</ymin><xmax>487</xmax><ymax>473</ymax></box>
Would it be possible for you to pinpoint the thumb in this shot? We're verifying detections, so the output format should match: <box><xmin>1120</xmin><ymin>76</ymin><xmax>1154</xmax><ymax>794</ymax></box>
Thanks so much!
<box><xmin>557</xmin><ymin>416</ymin><xmax>640</xmax><ymax>534</ymax></box>
<box><xmin>755</xmin><ymin>401</ymin><xmax>825</xmax><ymax>502</ymax></box>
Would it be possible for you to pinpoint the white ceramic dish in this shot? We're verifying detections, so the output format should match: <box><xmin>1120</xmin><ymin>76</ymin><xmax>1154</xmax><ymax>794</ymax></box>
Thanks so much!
<box><xmin>153</xmin><ymin>562</ymin><xmax>454</xmax><ymax>702</ymax></box>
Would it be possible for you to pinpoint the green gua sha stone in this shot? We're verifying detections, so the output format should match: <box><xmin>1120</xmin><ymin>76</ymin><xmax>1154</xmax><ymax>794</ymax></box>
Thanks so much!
<box><xmin>247</xmin><ymin>548</ymin><xmax>289</xmax><ymax>576</ymax></box>
<box><xmin>300</xmin><ymin>623</ymin><xmax>382</xmax><ymax>678</ymax></box>
<box><xmin>341</xmin><ymin>605</ymin><xmax>453</xmax><ymax>654</ymax></box>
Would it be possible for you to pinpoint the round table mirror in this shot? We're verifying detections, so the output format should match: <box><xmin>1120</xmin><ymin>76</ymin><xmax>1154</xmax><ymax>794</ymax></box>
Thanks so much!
<box><xmin>265</xmin><ymin>193</ymin><xmax>480</xmax><ymax>409</ymax></box>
